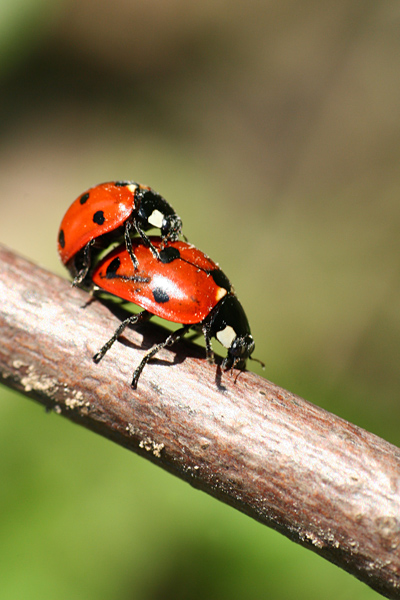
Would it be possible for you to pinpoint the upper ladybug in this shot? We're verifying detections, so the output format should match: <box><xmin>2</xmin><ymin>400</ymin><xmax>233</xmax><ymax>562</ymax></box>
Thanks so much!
<box><xmin>57</xmin><ymin>181</ymin><xmax>182</xmax><ymax>285</ymax></box>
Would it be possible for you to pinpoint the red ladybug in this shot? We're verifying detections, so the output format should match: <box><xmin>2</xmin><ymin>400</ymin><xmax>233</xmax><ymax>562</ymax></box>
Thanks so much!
<box><xmin>57</xmin><ymin>181</ymin><xmax>182</xmax><ymax>285</ymax></box>
<box><xmin>91</xmin><ymin>238</ymin><xmax>257</xmax><ymax>388</ymax></box>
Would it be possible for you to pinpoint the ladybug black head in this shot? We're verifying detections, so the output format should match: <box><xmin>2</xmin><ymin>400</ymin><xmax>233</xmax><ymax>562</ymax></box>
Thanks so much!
<box><xmin>207</xmin><ymin>294</ymin><xmax>255</xmax><ymax>370</ymax></box>
<box><xmin>136</xmin><ymin>189</ymin><xmax>182</xmax><ymax>241</ymax></box>
<box><xmin>222</xmin><ymin>333</ymin><xmax>255</xmax><ymax>371</ymax></box>
<box><xmin>161</xmin><ymin>213</ymin><xmax>182</xmax><ymax>241</ymax></box>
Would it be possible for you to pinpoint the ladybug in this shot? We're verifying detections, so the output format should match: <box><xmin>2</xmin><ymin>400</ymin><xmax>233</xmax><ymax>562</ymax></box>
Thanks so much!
<box><xmin>57</xmin><ymin>181</ymin><xmax>182</xmax><ymax>285</ymax></box>
<box><xmin>91</xmin><ymin>238</ymin><xmax>258</xmax><ymax>388</ymax></box>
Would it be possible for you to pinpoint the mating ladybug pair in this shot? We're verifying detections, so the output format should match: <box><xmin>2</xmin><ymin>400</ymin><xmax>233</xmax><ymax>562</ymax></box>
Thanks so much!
<box><xmin>58</xmin><ymin>180</ymin><xmax>258</xmax><ymax>388</ymax></box>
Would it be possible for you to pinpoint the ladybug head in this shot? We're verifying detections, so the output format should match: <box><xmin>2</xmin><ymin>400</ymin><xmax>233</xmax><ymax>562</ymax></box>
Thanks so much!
<box><xmin>161</xmin><ymin>213</ymin><xmax>182</xmax><ymax>242</ymax></box>
<box><xmin>209</xmin><ymin>294</ymin><xmax>255</xmax><ymax>371</ymax></box>
<box><xmin>137</xmin><ymin>189</ymin><xmax>182</xmax><ymax>241</ymax></box>
<box><xmin>222</xmin><ymin>332</ymin><xmax>255</xmax><ymax>371</ymax></box>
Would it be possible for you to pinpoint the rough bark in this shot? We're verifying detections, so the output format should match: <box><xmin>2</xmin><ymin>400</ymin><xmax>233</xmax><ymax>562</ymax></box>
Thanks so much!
<box><xmin>0</xmin><ymin>244</ymin><xmax>399</xmax><ymax>598</ymax></box>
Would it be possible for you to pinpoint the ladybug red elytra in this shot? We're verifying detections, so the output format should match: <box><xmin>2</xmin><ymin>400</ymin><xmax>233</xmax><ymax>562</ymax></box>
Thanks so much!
<box><xmin>91</xmin><ymin>238</ymin><xmax>257</xmax><ymax>388</ymax></box>
<box><xmin>57</xmin><ymin>181</ymin><xmax>182</xmax><ymax>285</ymax></box>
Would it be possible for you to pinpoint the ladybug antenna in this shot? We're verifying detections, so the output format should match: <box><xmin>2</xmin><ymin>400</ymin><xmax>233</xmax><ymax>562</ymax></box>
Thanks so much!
<box><xmin>250</xmin><ymin>355</ymin><xmax>265</xmax><ymax>370</ymax></box>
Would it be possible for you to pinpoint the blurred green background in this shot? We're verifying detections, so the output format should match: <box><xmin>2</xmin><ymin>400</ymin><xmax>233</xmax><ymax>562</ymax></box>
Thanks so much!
<box><xmin>1</xmin><ymin>1</ymin><xmax>399</xmax><ymax>598</ymax></box>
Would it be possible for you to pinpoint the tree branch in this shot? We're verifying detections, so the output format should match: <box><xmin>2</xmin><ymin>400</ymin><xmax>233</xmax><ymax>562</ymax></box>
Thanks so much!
<box><xmin>1</xmin><ymin>244</ymin><xmax>399</xmax><ymax>598</ymax></box>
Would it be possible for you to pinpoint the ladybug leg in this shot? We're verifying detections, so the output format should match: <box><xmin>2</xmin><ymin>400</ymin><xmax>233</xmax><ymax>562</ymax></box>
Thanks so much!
<box><xmin>131</xmin><ymin>219</ymin><xmax>161</xmax><ymax>261</ymax></box>
<box><xmin>131</xmin><ymin>325</ymin><xmax>191</xmax><ymax>389</ymax></box>
<box><xmin>93</xmin><ymin>310</ymin><xmax>151</xmax><ymax>364</ymax></box>
<box><xmin>73</xmin><ymin>240</ymin><xmax>95</xmax><ymax>286</ymax></box>
<box><xmin>201</xmin><ymin>323</ymin><xmax>215</xmax><ymax>364</ymax></box>
<box><xmin>124</xmin><ymin>221</ymin><xmax>139</xmax><ymax>270</ymax></box>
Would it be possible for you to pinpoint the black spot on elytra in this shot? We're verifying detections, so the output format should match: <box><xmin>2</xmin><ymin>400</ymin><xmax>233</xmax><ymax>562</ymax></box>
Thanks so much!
<box><xmin>105</xmin><ymin>257</ymin><xmax>121</xmax><ymax>278</ymax></box>
<box><xmin>80</xmin><ymin>192</ymin><xmax>90</xmax><ymax>204</ymax></box>
<box><xmin>159</xmin><ymin>247</ymin><xmax>180</xmax><ymax>263</ymax></box>
<box><xmin>153</xmin><ymin>287</ymin><xmax>170</xmax><ymax>303</ymax></box>
<box><xmin>211</xmin><ymin>269</ymin><xmax>232</xmax><ymax>292</ymax></box>
<box><xmin>93</xmin><ymin>210</ymin><xmax>105</xmax><ymax>225</ymax></box>
<box><xmin>58</xmin><ymin>229</ymin><xmax>65</xmax><ymax>248</ymax></box>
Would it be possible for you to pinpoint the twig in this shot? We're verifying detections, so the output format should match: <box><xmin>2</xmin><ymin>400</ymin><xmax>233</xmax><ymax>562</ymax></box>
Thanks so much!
<box><xmin>0</xmin><ymin>243</ymin><xmax>399</xmax><ymax>599</ymax></box>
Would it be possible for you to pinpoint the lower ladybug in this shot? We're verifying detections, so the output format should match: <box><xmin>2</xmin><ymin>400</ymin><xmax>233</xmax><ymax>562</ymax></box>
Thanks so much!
<box><xmin>57</xmin><ymin>181</ymin><xmax>182</xmax><ymax>285</ymax></box>
<box><xmin>91</xmin><ymin>238</ymin><xmax>258</xmax><ymax>388</ymax></box>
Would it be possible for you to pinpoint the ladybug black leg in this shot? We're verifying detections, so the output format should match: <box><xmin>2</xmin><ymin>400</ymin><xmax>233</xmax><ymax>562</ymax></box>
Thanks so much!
<box><xmin>93</xmin><ymin>310</ymin><xmax>151</xmax><ymax>364</ymax></box>
<box><xmin>124</xmin><ymin>221</ymin><xmax>139</xmax><ymax>270</ymax></box>
<box><xmin>73</xmin><ymin>239</ymin><xmax>95</xmax><ymax>286</ymax></box>
<box><xmin>131</xmin><ymin>325</ymin><xmax>191</xmax><ymax>389</ymax></box>
<box><xmin>132</xmin><ymin>219</ymin><xmax>161</xmax><ymax>261</ymax></box>
<box><xmin>202</xmin><ymin>324</ymin><xmax>215</xmax><ymax>364</ymax></box>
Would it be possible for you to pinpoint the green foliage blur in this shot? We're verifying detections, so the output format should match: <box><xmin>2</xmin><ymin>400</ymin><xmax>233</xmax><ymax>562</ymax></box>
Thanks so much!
<box><xmin>0</xmin><ymin>1</ymin><xmax>399</xmax><ymax>598</ymax></box>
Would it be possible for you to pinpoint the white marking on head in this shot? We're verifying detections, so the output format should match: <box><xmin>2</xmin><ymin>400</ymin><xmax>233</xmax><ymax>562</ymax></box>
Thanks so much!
<box><xmin>148</xmin><ymin>209</ymin><xmax>164</xmax><ymax>229</ymax></box>
<box><xmin>127</xmin><ymin>184</ymin><xmax>138</xmax><ymax>194</ymax></box>
<box><xmin>216</xmin><ymin>325</ymin><xmax>236</xmax><ymax>349</ymax></box>
<box><xmin>215</xmin><ymin>287</ymin><xmax>227</xmax><ymax>302</ymax></box>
